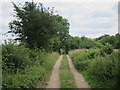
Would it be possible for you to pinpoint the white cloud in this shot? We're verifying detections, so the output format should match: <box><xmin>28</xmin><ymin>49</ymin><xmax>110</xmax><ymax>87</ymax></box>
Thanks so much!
<box><xmin>33</xmin><ymin>0</ymin><xmax>119</xmax><ymax>3</ymax></box>
<box><xmin>0</xmin><ymin>1</ymin><xmax>118</xmax><ymax>44</ymax></box>
<box><xmin>52</xmin><ymin>2</ymin><xmax>118</xmax><ymax>38</ymax></box>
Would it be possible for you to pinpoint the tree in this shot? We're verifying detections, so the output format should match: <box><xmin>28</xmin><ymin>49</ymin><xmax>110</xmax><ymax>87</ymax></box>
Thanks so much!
<box><xmin>115</xmin><ymin>33</ymin><xmax>120</xmax><ymax>49</ymax></box>
<box><xmin>9</xmin><ymin>2</ymin><xmax>70</xmax><ymax>51</ymax></box>
<box><xmin>48</xmin><ymin>37</ymin><xmax>62</xmax><ymax>52</ymax></box>
<box><xmin>53</xmin><ymin>15</ymin><xmax>70</xmax><ymax>53</ymax></box>
<box><xmin>96</xmin><ymin>33</ymin><xmax>120</xmax><ymax>49</ymax></box>
<box><xmin>95</xmin><ymin>34</ymin><xmax>110</xmax><ymax>41</ymax></box>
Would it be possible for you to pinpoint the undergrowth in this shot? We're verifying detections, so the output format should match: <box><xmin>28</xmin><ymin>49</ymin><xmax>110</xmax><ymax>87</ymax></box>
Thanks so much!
<box><xmin>60</xmin><ymin>55</ymin><xmax>76</xmax><ymax>88</ymax></box>
<box><xmin>69</xmin><ymin>44</ymin><xmax>119</xmax><ymax>88</ymax></box>
<box><xmin>2</xmin><ymin>43</ymin><xmax>59</xmax><ymax>88</ymax></box>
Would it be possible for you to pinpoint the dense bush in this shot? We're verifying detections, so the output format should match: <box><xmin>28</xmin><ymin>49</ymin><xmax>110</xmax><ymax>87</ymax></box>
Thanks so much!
<box><xmin>96</xmin><ymin>33</ymin><xmax>120</xmax><ymax>49</ymax></box>
<box><xmin>68</xmin><ymin>36</ymin><xmax>98</xmax><ymax>50</ymax></box>
<box><xmin>3</xmin><ymin>66</ymin><xmax>47</xmax><ymax>88</ymax></box>
<box><xmin>2</xmin><ymin>43</ymin><xmax>59</xmax><ymax>88</ymax></box>
<box><xmin>69</xmin><ymin>49</ymin><xmax>100</xmax><ymax>71</ymax></box>
<box><xmin>89</xmin><ymin>52</ymin><xmax>118</xmax><ymax>80</ymax></box>
<box><xmin>69</xmin><ymin>47</ymin><xmax>118</xmax><ymax>88</ymax></box>
<box><xmin>100</xmin><ymin>43</ymin><xmax>113</xmax><ymax>55</ymax></box>
<box><xmin>2</xmin><ymin>43</ymin><xmax>31</xmax><ymax>73</ymax></box>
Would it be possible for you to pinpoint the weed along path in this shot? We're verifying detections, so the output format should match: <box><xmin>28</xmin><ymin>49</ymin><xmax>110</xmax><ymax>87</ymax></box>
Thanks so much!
<box><xmin>67</xmin><ymin>55</ymin><xmax>90</xmax><ymax>88</ymax></box>
<box><xmin>60</xmin><ymin>55</ymin><xmax>76</xmax><ymax>88</ymax></box>
<box><xmin>46</xmin><ymin>55</ymin><xmax>90</xmax><ymax>88</ymax></box>
<box><xmin>46</xmin><ymin>55</ymin><xmax>63</xmax><ymax>88</ymax></box>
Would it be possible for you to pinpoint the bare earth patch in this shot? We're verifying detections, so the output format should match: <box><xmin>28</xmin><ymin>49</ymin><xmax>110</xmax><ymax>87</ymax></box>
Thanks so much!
<box><xmin>46</xmin><ymin>55</ymin><xmax>63</xmax><ymax>88</ymax></box>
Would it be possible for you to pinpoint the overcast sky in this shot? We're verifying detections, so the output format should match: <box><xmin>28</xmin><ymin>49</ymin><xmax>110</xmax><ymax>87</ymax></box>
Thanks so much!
<box><xmin>0</xmin><ymin>0</ymin><xmax>119</xmax><ymax>43</ymax></box>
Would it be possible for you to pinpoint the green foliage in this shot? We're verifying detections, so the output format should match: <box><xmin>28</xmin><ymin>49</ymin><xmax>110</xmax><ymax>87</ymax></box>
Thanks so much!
<box><xmin>9</xmin><ymin>2</ymin><xmax>70</xmax><ymax>51</ymax></box>
<box><xmin>48</xmin><ymin>37</ymin><xmax>62</xmax><ymax>52</ymax></box>
<box><xmin>3</xmin><ymin>0</ymin><xmax>119</xmax><ymax>88</ymax></box>
<box><xmin>59</xmin><ymin>49</ymin><xmax>66</xmax><ymax>55</ymax></box>
<box><xmin>67</xmin><ymin>36</ymin><xmax>98</xmax><ymax>50</ymax></box>
<box><xmin>100</xmin><ymin>43</ymin><xmax>113</xmax><ymax>55</ymax></box>
<box><xmin>69</xmin><ymin>48</ymin><xmax>118</xmax><ymax>88</ymax></box>
<box><xmin>3</xmin><ymin>66</ymin><xmax>47</xmax><ymax>88</ymax></box>
<box><xmin>69</xmin><ymin>49</ymin><xmax>99</xmax><ymax>71</ymax></box>
<box><xmin>61</xmin><ymin>33</ymin><xmax>119</xmax><ymax>51</ymax></box>
<box><xmin>8</xmin><ymin>1</ymin><xmax>119</xmax><ymax>53</ymax></box>
<box><xmin>114</xmin><ymin>33</ymin><xmax>120</xmax><ymax>49</ymax></box>
<box><xmin>2</xmin><ymin>42</ymin><xmax>59</xmax><ymax>88</ymax></box>
<box><xmin>60</xmin><ymin>55</ymin><xmax>76</xmax><ymax>88</ymax></box>
<box><xmin>2</xmin><ymin>43</ymin><xmax>31</xmax><ymax>73</ymax></box>
<box><xmin>89</xmin><ymin>52</ymin><xmax>118</xmax><ymax>80</ymax></box>
<box><xmin>96</xmin><ymin>33</ymin><xmax>120</xmax><ymax>49</ymax></box>
<box><xmin>96</xmin><ymin>34</ymin><xmax>110</xmax><ymax>41</ymax></box>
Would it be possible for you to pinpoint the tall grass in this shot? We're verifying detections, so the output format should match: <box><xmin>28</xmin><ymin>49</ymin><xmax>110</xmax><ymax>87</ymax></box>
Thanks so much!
<box><xmin>60</xmin><ymin>55</ymin><xmax>76</xmax><ymax>88</ymax></box>
<box><xmin>2</xmin><ymin>43</ymin><xmax>59</xmax><ymax>88</ymax></box>
<box><xmin>69</xmin><ymin>48</ymin><xmax>118</xmax><ymax>88</ymax></box>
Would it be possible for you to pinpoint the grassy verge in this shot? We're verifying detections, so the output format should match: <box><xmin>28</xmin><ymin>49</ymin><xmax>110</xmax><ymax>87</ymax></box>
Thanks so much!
<box><xmin>69</xmin><ymin>49</ymin><xmax>118</xmax><ymax>88</ymax></box>
<box><xmin>60</xmin><ymin>55</ymin><xmax>76</xmax><ymax>88</ymax></box>
<box><xmin>35</xmin><ymin>53</ymin><xmax>59</xmax><ymax>88</ymax></box>
<box><xmin>2</xmin><ymin>43</ymin><xmax>59</xmax><ymax>88</ymax></box>
<box><xmin>3</xmin><ymin>53</ymin><xmax>59</xmax><ymax>88</ymax></box>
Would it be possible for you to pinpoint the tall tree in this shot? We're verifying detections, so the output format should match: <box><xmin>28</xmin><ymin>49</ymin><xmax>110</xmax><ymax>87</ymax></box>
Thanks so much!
<box><xmin>9</xmin><ymin>2</ymin><xmax>69</xmax><ymax>50</ymax></box>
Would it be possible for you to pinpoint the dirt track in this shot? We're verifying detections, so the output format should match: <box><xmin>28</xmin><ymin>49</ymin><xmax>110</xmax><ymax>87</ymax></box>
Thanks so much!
<box><xmin>67</xmin><ymin>55</ymin><xmax>90</xmax><ymax>88</ymax></box>
<box><xmin>46</xmin><ymin>55</ymin><xmax>63</xmax><ymax>88</ymax></box>
<box><xmin>46</xmin><ymin>55</ymin><xmax>90</xmax><ymax>88</ymax></box>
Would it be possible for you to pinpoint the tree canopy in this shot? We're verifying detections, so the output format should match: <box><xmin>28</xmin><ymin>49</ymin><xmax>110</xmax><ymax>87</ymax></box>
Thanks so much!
<box><xmin>8</xmin><ymin>1</ymin><xmax>120</xmax><ymax>53</ymax></box>
<box><xmin>9</xmin><ymin>1</ymin><xmax>70</xmax><ymax>51</ymax></box>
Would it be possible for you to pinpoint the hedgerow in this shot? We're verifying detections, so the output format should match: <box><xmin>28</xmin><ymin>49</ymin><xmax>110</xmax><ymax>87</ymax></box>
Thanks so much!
<box><xmin>69</xmin><ymin>45</ymin><xmax>118</xmax><ymax>88</ymax></box>
<box><xmin>2</xmin><ymin>42</ymin><xmax>59</xmax><ymax>88</ymax></box>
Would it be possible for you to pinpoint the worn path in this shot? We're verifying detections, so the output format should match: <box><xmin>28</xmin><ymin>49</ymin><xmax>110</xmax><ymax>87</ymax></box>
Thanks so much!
<box><xmin>46</xmin><ymin>55</ymin><xmax>63</xmax><ymax>88</ymax></box>
<box><xmin>67</xmin><ymin>55</ymin><xmax>90</xmax><ymax>88</ymax></box>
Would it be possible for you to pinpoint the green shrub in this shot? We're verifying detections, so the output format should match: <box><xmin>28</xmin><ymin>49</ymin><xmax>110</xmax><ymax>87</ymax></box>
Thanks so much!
<box><xmin>70</xmin><ymin>50</ymin><xmax>88</xmax><ymax>70</ymax></box>
<box><xmin>69</xmin><ymin>49</ymin><xmax>118</xmax><ymax>88</ymax></box>
<box><xmin>100</xmin><ymin>43</ymin><xmax>113</xmax><ymax>55</ymax></box>
<box><xmin>2</xmin><ymin>42</ymin><xmax>59</xmax><ymax>88</ymax></box>
<box><xmin>3</xmin><ymin>66</ymin><xmax>47</xmax><ymax>88</ymax></box>
<box><xmin>2</xmin><ymin>43</ymin><xmax>32</xmax><ymax>73</ymax></box>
